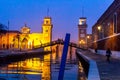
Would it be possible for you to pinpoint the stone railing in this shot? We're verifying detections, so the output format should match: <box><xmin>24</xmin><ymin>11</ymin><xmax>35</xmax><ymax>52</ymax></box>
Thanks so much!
<box><xmin>76</xmin><ymin>50</ymin><xmax>100</xmax><ymax>80</ymax></box>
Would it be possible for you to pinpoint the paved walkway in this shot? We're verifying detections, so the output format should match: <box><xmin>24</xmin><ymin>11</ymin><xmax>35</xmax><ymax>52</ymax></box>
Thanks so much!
<box><xmin>80</xmin><ymin>49</ymin><xmax>120</xmax><ymax>80</ymax></box>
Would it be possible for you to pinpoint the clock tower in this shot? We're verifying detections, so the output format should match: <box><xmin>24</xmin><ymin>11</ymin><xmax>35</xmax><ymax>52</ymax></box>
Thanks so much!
<box><xmin>42</xmin><ymin>17</ymin><xmax>53</xmax><ymax>51</ymax></box>
<box><xmin>78</xmin><ymin>17</ymin><xmax>87</xmax><ymax>48</ymax></box>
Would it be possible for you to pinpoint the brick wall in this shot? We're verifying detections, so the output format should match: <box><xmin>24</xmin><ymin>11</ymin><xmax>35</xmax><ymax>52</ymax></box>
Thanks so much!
<box><xmin>92</xmin><ymin>34</ymin><xmax>120</xmax><ymax>51</ymax></box>
<box><xmin>91</xmin><ymin>1</ymin><xmax>120</xmax><ymax>51</ymax></box>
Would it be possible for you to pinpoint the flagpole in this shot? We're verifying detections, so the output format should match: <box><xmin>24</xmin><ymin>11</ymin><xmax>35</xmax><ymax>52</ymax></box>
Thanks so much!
<box><xmin>47</xmin><ymin>8</ymin><xmax>49</xmax><ymax>17</ymax></box>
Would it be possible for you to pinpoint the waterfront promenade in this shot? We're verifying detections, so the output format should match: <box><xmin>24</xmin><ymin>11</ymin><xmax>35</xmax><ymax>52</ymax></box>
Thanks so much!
<box><xmin>79</xmin><ymin>49</ymin><xmax>120</xmax><ymax>80</ymax></box>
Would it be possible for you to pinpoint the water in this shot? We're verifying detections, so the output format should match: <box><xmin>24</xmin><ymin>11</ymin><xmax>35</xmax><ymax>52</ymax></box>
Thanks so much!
<box><xmin>0</xmin><ymin>46</ymin><xmax>86</xmax><ymax>80</ymax></box>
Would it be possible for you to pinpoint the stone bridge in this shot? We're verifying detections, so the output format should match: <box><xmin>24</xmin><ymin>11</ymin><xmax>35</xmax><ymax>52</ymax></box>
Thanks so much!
<box><xmin>33</xmin><ymin>39</ymin><xmax>80</xmax><ymax>49</ymax></box>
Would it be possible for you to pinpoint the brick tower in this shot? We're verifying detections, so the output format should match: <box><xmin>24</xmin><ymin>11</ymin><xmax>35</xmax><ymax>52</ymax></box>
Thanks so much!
<box><xmin>78</xmin><ymin>17</ymin><xmax>87</xmax><ymax>48</ymax></box>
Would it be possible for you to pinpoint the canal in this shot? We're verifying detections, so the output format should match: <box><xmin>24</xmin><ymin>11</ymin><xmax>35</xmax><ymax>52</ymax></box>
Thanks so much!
<box><xmin>0</xmin><ymin>46</ymin><xmax>86</xmax><ymax>80</ymax></box>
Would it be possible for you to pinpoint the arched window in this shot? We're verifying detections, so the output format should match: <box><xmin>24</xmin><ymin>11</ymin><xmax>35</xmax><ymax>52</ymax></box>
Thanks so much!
<box><xmin>113</xmin><ymin>12</ymin><xmax>117</xmax><ymax>33</ymax></box>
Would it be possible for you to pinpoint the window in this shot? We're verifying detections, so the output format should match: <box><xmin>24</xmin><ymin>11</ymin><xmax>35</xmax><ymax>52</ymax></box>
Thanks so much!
<box><xmin>80</xmin><ymin>34</ymin><xmax>85</xmax><ymax>37</ymax></box>
<box><xmin>81</xmin><ymin>30</ymin><xmax>84</xmax><ymax>33</ymax></box>
<box><xmin>113</xmin><ymin>13</ymin><xmax>117</xmax><ymax>33</ymax></box>
<box><xmin>3</xmin><ymin>44</ymin><xmax>5</xmax><ymax>48</ymax></box>
<box><xmin>46</xmin><ymin>30</ymin><xmax>48</xmax><ymax>32</ymax></box>
<box><xmin>81</xmin><ymin>21</ymin><xmax>85</xmax><ymax>25</ymax></box>
<box><xmin>46</xmin><ymin>21</ymin><xmax>49</xmax><ymax>24</ymax></box>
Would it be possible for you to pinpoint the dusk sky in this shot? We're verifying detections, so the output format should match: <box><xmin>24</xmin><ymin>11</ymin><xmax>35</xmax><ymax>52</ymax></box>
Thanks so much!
<box><xmin>0</xmin><ymin>0</ymin><xmax>114</xmax><ymax>42</ymax></box>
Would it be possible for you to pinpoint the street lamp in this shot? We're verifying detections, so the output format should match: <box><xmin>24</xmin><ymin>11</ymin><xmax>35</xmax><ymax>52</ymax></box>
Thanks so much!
<box><xmin>97</xmin><ymin>26</ymin><xmax>101</xmax><ymax>31</ymax></box>
<box><xmin>97</xmin><ymin>26</ymin><xmax>102</xmax><ymax>39</ymax></box>
<box><xmin>87</xmin><ymin>36</ymin><xmax>90</xmax><ymax>48</ymax></box>
<box><xmin>87</xmin><ymin>36</ymin><xmax>90</xmax><ymax>39</ymax></box>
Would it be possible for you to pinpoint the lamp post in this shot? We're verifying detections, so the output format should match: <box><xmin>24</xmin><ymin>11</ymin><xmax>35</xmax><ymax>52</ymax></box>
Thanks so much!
<box><xmin>7</xmin><ymin>21</ymin><xmax>9</xmax><ymax>49</ymax></box>
<box><xmin>87</xmin><ymin>35</ymin><xmax>90</xmax><ymax>48</ymax></box>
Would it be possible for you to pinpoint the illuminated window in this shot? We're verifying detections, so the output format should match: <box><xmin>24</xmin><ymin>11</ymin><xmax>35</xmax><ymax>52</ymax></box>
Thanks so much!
<box><xmin>79</xmin><ymin>40</ymin><xmax>85</xmax><ymax>44</ymax></box>
<box><xmin>79</xmin><ymin>18</ymin><xmax>86</xmax><ymax>25</ymax></box>
<box><xmin>81</xmin><ymin>21</ymin><xmax>85</xmax><ymax>25</ymax></box>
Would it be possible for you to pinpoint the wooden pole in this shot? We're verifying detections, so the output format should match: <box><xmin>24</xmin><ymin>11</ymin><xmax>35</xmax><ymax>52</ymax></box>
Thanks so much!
<box><xmin>58</xmin><ymin>33</ymin><xmax>70</xmax><ymax>80</ymax></box>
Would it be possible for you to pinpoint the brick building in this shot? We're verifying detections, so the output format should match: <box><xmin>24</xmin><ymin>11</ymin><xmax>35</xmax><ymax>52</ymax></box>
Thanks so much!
<box><xmin>92</xmin><ymin>0</ymin><xmax>120</xmax><ymax>58</ymax></box>
<box><xmin>78</xmin><ymin>17</ymin><xmax>92</xmax><ymax>48</ymax></box>
<box><xmin>78</xmin><ymin>17</ymin><xmax>88</xmax><ymax>48</ymax></box>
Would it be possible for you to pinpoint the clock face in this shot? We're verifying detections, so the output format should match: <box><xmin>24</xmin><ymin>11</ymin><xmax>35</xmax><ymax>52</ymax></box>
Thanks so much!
<box><xmin>81</xmin><ymin>30</ymin><xmax>84</xmax><ymax>33</ymax></box>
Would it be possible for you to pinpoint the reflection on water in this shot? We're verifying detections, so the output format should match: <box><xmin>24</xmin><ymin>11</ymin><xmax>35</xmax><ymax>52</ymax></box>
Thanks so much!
<box><xmin>0</xmin><ymin>45</ymin><xmax>86</xmax><ymax>80</ymax></box>
<box><xmin>51</xmin><ymin>45</ymin><xmax>86</xmax><ymax>80</ymax></box>
<box><xmin>78</xmin><ymin>62</ymin><xmax>87</xmax><ymax>80</ymax></box>
<box><xmin>0</xmin><ymin>54</ymin><xmax>51</xmax><ymax>80</ymax></box>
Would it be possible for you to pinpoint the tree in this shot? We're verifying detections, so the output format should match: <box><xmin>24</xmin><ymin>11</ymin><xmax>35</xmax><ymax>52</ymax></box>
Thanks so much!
<box><xmin>0</xmin><ymin>23</ymin><xmax>7</xmax><ymax>33</ymax></box>
<box><xmin>0</xmin><ymin>23</ymin><xmax>7</xmax><ymax>49</ymax></box>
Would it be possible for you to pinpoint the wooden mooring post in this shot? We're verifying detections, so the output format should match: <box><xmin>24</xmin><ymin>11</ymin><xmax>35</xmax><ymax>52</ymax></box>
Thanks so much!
<box><xmin>58</xmin><ymin>33</ymin><xmax>70</xmax><ymax>80</ymax></box>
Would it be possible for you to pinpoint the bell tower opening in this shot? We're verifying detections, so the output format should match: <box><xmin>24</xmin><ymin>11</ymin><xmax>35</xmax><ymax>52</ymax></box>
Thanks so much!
<box><xmin>79</xmin><ymin>17</ymin><xmax>86</xmax><ymax>25</ymax></box>
<box><xmin>42</xmin><ymin>17</ymin><xmax>53</xmax><ymax>36</ymax></box>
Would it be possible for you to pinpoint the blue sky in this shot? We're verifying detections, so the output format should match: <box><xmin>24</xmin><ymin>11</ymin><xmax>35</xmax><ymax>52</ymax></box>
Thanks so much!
<box><xmin>0</xmin><ymin>0</ymin><xmax>114</xmax><ymax>42</ymax></box>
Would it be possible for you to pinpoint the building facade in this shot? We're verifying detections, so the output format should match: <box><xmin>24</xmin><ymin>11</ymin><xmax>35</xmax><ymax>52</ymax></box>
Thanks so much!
<box><xmin>0</xmin><ymin>17</ymin><xmax>53</xmax><ymax>51</ymax></box>
<box><xmin>92</xmin><ymin>0</ymin><xmax>120</xmax><ymax>57</ymax></box>
<box><xmin>86</xmin><ymin>34</ymin><xmax>92</xmax><ymax>48</ymax></box>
